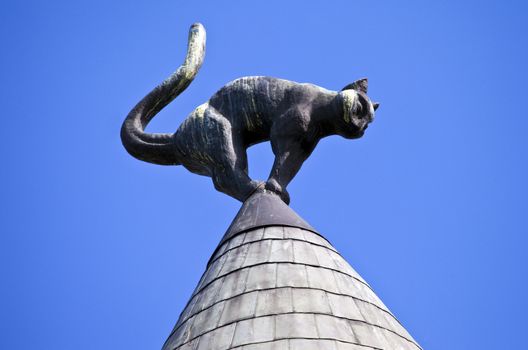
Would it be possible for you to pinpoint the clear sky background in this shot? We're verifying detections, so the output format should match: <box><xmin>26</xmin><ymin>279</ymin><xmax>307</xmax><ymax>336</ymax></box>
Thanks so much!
<box><xmin>1</xmin><ymin>1</ymin><xmax>527</xmax><ymax>349</ymax></box>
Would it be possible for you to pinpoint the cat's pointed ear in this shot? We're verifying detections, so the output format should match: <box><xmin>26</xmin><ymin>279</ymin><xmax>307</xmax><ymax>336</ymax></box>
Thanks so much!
<box><xmin>373</xmin><ymin>102</ymin><xmax>380</xmax><ymax>111</ymax></box>
<box><xmin>342</xmin><ymin>78</ymin><xmax>368</xmax><ymax>93</ymax></box>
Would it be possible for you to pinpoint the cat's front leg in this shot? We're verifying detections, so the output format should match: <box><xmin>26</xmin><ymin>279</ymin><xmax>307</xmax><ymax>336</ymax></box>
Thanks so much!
<box><xmin>265</xmin><ymin>178</ymin><xmax>290</xmax><ymax>204</ymax></box>
<box><xmin>267</xmin><ymin>140</ymin><xmax>317</xmax><ymax>205</ymax></box>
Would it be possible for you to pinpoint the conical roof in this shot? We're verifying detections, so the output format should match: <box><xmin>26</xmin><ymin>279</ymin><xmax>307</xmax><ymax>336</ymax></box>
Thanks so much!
<box><xmin>162</xmin><ymin>191</ymin><xmax>421</xmax><ymax>350</ymax></box>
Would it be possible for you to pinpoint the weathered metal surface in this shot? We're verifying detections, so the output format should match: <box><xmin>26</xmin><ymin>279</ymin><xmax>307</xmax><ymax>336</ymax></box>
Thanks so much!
<box><xmin>220</xmin><ymin>190</ymin><xmax>318</xmax><ymax>245</ymax></box>
<box><xmin>162</xmin><ymin>194</ymin><xmax>421</xmax><ymax>350</ymax></box>
<box><xmin>121</xmin><ymin>23</ymin><xmax>379</xmax><ymax>204</ymax></box>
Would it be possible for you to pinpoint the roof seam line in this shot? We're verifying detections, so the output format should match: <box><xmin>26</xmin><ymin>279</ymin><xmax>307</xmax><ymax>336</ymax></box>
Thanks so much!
<box><xmin>171</xmin><ymin>311</ymin><xmax>419</xmax><ymax>350</ymax></box>
<box><xmin>227</xmin><ymin>337</ymin><xmax>384</xmax><ymax>350</ymax></box>
<box><xmin>188</xmin><ymin>261</ymin><xmax>373</xmax><ymax>306</ymax></box>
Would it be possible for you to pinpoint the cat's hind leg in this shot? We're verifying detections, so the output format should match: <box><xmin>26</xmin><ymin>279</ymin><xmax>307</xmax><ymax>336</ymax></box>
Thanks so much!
<box><xmin>204</xmin><ymin>108</ymin><xmax>263</xmax><ymax>202</ymax></box>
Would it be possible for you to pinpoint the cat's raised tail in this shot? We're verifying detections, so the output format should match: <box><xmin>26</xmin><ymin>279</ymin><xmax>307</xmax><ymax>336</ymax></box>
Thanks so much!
<box><xmin>121</xmin><ymin>23</ymin><xmax>206</xmax><ymax>165</ymax></box>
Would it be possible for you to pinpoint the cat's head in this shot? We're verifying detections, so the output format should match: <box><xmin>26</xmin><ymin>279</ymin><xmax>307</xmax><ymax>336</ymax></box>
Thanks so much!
<box><xmin>337</xmin><ymin>78</ymin><xmax>379</xmax><ymax>139</ymax></box>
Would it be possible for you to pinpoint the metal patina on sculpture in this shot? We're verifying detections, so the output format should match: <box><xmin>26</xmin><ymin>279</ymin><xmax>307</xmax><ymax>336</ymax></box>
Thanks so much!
<box><xmin>121</xmin><ymin>23</ymin><xmax>422</xmax><ymax>350</ymax></box>
<box><xmin>121</xmin><ymin>23</ymin><xmax>379</xmax><ymax>204</ymax></box>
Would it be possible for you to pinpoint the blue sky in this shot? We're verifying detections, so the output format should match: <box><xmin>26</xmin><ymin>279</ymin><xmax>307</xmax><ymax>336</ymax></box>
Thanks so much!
<box><xmin>1</xmin><ymin>1</ymin><xmax>527</xmax><ymax>349</ymax></box>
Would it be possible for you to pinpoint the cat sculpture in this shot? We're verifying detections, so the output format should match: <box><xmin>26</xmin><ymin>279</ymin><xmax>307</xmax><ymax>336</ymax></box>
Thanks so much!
<box><xmin>121</xmin><ymin>23</ymin><xmax>379</xmax><ymax>204</ymax></box>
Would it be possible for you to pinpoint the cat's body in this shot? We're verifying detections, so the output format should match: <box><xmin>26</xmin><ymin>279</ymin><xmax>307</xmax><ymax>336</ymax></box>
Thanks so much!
<box><xmin>121</xmin><ymin>23</ymin><xmax>378</xmax><ymax>203</ymax></box>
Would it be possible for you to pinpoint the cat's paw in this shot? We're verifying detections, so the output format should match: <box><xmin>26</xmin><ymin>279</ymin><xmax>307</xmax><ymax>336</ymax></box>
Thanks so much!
<box><xmin>265</xmin><ymin>179</ymin><xmax>290</xmax><ymax>205</ymax></box>
<box><xmin>250</xmin><ymin>180</ymin><xmax>267</xmax><ymax>193</ymax></box>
